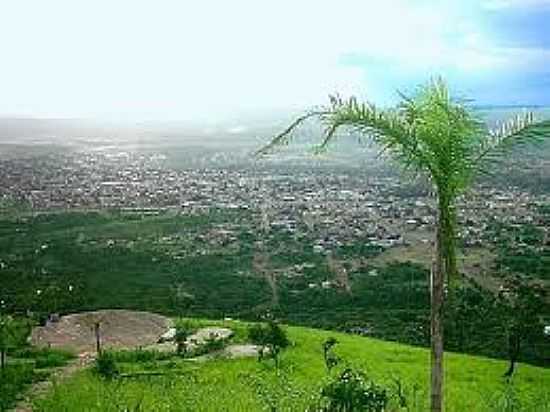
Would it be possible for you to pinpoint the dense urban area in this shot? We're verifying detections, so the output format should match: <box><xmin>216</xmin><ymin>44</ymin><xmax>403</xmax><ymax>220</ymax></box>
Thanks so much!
<box><xmin>1</xmin><ymin>142</ymin><xmax>549</xmax><ymax>411</ymax></box>
<box><xmin>2</xmin><ymin>149</ymin><xmax>550</xmax><ymax>254</ymax></box>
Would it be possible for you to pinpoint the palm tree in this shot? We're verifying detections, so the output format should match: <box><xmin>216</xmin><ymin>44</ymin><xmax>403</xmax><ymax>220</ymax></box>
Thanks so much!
<box><xmin>257</xmin><ymin>78</ymin><xmax>549</xmax><ymax>412</ymax></box>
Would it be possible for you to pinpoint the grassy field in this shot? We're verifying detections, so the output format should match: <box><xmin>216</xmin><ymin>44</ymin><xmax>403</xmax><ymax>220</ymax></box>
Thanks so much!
<box><xmin>33</xmin><ymin>320</ymin><xmax>550</xmax><ymax>411</ymax></box>
<box><xmin>0</xmin><ymin>347</ymin><xmax>74</xmax><ymax>411</ymax></box>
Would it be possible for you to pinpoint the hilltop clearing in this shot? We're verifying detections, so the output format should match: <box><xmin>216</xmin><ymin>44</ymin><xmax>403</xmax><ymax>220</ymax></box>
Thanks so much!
<box><xmin>30</xmin><ymin>310</ymin><xmax>172</xmax><ymax>354</ymax></box>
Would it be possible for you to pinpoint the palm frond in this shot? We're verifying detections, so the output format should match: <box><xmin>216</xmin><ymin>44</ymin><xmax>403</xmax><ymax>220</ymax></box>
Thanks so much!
<box><xmin>256</xmin><ymin>79</ymin><xmax>549</xmax><ymax>201</ymax></box>
<box><xmin>317</xmin><ymin>95</ymin><xmax>438</xmax><ymax>176</ymax></box>
<box><xmin>475</xmin><ymin>114</ymin><xmax>549</xmax><ymax>164</ymax></box>
<box><xmin>255</xmin><ymin>110</ymin><xmax>327</xmax><ymax>156</ymax></box>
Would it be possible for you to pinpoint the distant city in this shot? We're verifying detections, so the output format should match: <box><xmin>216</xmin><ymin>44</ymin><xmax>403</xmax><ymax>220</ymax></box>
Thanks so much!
<box><xmin>1</xmin><ymin>144</ymin><xmax>549</xmax><ymax>263</ymax></box>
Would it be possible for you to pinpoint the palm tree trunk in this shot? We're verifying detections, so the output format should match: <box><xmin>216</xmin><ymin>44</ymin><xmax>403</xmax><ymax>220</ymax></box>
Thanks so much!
<box><xmin>504</xmin><ymin>330</ymin><xmax>520</xmax><ymax>378</ymax></box>
<box><xmin>431</xmin><ymin>227</ymin><xmax>444</xmax><ymax>412</ymax></box>
<box><xmin>431</xmin><ymin>194</ymin><xmax>451</xmax><ymax>412</ymax></box>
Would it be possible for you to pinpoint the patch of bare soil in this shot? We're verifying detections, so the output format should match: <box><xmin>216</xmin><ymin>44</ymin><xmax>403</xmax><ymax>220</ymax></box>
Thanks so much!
<box><xmin>30</xmin><ymin>310</ymin><xmax>173</xmax><ymax>354</ymax></box>
<box><xmin>223</xmin><ymin>344</ymin><xmax>263</xmax><ymax>359</ymax></box>
<box><xmin>253</xmin><ymin>251</ymin><xmax>279</xmax><ymax>307</ymax></box>
<box><xmin>190</xmin><ymin>344</ymin><xmax>263</xmax><ymax>362</ymax></box>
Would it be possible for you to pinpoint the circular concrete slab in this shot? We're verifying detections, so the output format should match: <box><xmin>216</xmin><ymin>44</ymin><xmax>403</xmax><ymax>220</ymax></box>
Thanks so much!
<box><xmin>31</xmin><ymin>310</ymin><xmax>173</xmax><ymax>354</ymax></box>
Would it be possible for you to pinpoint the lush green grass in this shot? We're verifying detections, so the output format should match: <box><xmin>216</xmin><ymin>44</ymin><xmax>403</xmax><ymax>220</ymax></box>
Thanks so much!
<box><xmin>0</xmin><ymin>364</ymin><xmax>39</xmax><ymax>411</ymax></box>
<box><xmin>0</xmin><ymin>348</ymin><xmax>74</xmax><ymax>411</ymax></box>
<box><xmin>34</xmin><ymin>322</ymin><xmax>550</xmax><ymax>411</ymax></box>
<box><xmin>14</xmin><ymin>347</ymin><xmax>75</xmax><ymax>369</ymax></box>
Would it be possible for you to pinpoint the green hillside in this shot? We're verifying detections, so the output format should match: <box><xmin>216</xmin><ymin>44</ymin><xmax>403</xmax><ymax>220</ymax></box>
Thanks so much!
<box><xmin>2</xmin><ymin>210</ymin><xmax>549</xmax><ymax>368</ymax></box>
<box><xmin>34</xmin><ymin>320</ymin><xmax>550</xmax><ymax>411</ymax></box>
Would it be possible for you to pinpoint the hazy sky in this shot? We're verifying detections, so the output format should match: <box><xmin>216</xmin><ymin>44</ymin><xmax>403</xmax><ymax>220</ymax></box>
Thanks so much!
<box><xmin>1</xmin><ymin>0</ymin><xmax>548</xmax><ymax>122</ymax></box>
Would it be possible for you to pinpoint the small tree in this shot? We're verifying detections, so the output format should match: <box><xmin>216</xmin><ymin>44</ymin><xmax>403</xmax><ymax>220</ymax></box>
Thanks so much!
<box><xmin>443</xmin><ymin>281</ymin><xmax>497</xmax><ymax>354</ymax></box>
<box><xmin>248</xmin><ymin>320</ymin><xmax>289</xmax><ymax>368</ymax></box>
<box><xmin>80</xmin><ymin>313</ymin><xmax>106</xmax><ymax>355</ymax></box>
<box><xmin>174</xmin><ymin>326</ymin><xmax>189</xmax><ymax>356</ymax></box>
<box><xmin>94</xmin><ymin>351</ymin><xmax>119</xmax><ymax>379</ymax></box>
<box><xmin>497</xmin><ymin>276</ymin><xmax>546</xmax><ymax>378</ymax></box>
<box><xmin>322</xmin><ymin>337</ymin><xmax>340</xmax><ymax>373</ymax></box>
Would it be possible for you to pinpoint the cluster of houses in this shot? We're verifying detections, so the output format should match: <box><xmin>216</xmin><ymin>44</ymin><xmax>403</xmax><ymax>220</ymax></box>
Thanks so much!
<box><xmin>2</xmin><ymin>149</ymin><xmax>550</xmax><ymax>263</ymax></box>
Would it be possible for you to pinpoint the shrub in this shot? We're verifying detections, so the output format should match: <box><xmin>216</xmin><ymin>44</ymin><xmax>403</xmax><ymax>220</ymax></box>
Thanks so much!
<box><xmin>94</xmin><ymin>351</ymin><xmax>119</xmax><ymax>379</ymax></box>
<box><xmin>175</xmin><ymin>327</ymin><xmax>190</xmax><ymax>356</ymax></box>
<box><xmin>480</xmin><ymin>381</ymin><xmax>537</xmax><ymax>412</ymax></box>
<box><xmin>317</xmin><ymin>368</ymin><xmax>388</xmax><ymax>412</ymax></box>
<box><xmin>0</xmin><ymin>315</ymin><xmax>32</xmax><ymax>369</ymax></box>
<box><xmin>203</xmin><ymin>333</ymin><xmax>226</xmax><ymax>353</ymax></box>
<box><xmin>189</xmin><ymin>332</ymin><xmax>228</xmax><ymax>358</ymax></box>
<box><xmin>0</xmin><ymin>363</ymin><xmax>36</xmax><ymax>410</ymax></box>
<box><xmin>322</xmin><ymin>337</ymin><xmax>340</xmax><ymax>373</ymax></box>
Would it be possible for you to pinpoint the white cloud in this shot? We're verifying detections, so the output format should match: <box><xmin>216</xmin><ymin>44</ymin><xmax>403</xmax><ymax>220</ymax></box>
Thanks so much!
<box><xmin>490</xmin><ymin>47</ymin><xmax>550</xmax><ymax>72</ymax></box>
<box><xmin>482</xmin><ymin>0</ymin><xmax>550</xmax><ymax>9</ymax></box>
<box><xmin>0</xmin><ymin>0</ymin><xmax>528</xmax><ymax>120</ymax></box>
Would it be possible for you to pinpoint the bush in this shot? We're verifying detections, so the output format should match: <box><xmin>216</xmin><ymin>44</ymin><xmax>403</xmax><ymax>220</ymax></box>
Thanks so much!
<box><xmin>175</xmin><ymin>327</ymin><xmax>190</xmax><ymax>356</ymax></box>
<box><xmin>94</xmin><ymin>351</ymin><xmax>119</xmax><ymax>379</ymax></box>
<box><xmin>248</xmin><ymin>321</ymin><xmax>289</xmax><ymax>368</ymax></box>
<box><xmin>1</xmin><ymin>315</ymin><xmax>32</xmax><ymax>369</ymax></box>
<box><xmin>189</xmin><ymin>333</ymin><xmax>228</xmax><ymax>358</ymax></box>
<box><xmin>0</xmin><ymin>363</ymin><xmax>36</xmax><ymax>410</ymax></box>
<box><xmin>322</xmin><ymin>337</ymin><xmax>340</xmax><ymax>373</ymax></box>
<box><xmin>317</xmin><ymin>368</ymin><xmax>388</xmax><ymax>412</ymax></box>
<box><xmin>203</xmin><ymin>333</ymin><xmax>226</xmax><ymax>353</ymax></box>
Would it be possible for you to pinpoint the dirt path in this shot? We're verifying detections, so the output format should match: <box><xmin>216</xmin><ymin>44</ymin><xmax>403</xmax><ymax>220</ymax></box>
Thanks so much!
<box><xmin>327</xmin><ymin>255</ymin><xmax>352</xmax><ymax>294</ymax></box>
<box><xmin>13</xmin><ymin>353</ymin><xmax>95</xmax><ymax>412</ymax></box>
<box><xmin>253</xmin><ymin>251</ymin><xmax>279</xmax><ymax>306</ymax></box>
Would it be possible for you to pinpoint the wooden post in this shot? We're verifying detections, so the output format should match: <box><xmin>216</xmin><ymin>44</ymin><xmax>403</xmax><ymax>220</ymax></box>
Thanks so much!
<box><xmin>94</xmin><ymin>322</ymin><xmax>102</xmax><ymax>355</ymax></box>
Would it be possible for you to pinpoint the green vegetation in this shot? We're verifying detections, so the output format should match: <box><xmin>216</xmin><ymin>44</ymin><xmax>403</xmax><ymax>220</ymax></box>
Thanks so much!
<box><xmin>248</xmin><ymin>320</ymin><xmax>290</xmax><ymax>367</ymax></box>
<box><xmin>0</xmin><ymin>315</ymin><xmax>31</xmax><ymax>369</ymax></box>
<box><xmin>33</xmin><ymin>323</ymin><xmax>550</xmax><ymax>411</ymax></box>
<box><xmin>0</xmin><ymin>312</ymin><xmax>75</xmax><ymax>410</ymax></box>
<box><xmin>94</xmin><ymin>351</ymin><xmax>120</xmax><ymax>379</ymax></box>
<box><xmin>0</xmin><ymin>210</ymin><xmax>271</xmax><ymax>318</ymax></box>
<box><xmin>259</xmin><ymin>78</ymin><xmax>550</xmax><ymax>410</ymax></box>
<box><xmin>318</xmin><ymin>368</ymin><xmax>389</xmax><ymax>411</ymax></box>
<box><xmin>14</xmin><ymin>347</ymin><xmax>75</xmax><ymax>369</ymax></box>
<box><xmin>0</xmin><ymin>347</ymin><xmax>74</xmax><ymax>411</ymax></box>
<box><xmin>1</xmin><ymin>210</ymin><xmax>548</xmax><ymax>369</ymax></box>
<box><xmin>488</xmin><ymin>221</ymin><xmax>550</xmax><ymax>280</ymax></box>
<box><xmin>444</xmin><ymin>279</ymin><xmax>549</xmax><ymax>370</ymax></box>
<box><xmin>0</xmin><ymin>364</ymin><xmax>39</xmax><ymax>411</ymax></box>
